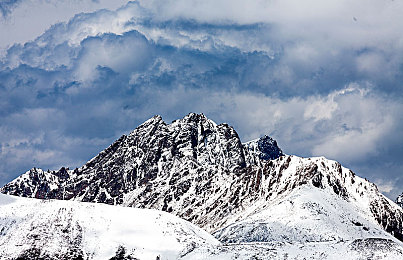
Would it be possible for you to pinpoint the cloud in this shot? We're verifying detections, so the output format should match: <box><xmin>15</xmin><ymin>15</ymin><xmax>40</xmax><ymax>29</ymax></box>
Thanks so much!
<box><xmin>139</xmin><ymin>0</ymin><xmax>403</xmax><ymax>49</ymax></box>
<box><xmin>74</xmin><ymin>31</ymin><xmax>154</xmax><ymax>81</ymax></box>
<box><xmin>0</xmin><ymin>0</ymin><xmax>129</xmax><ymax>50</ymax></box>
<box><xmin>0</xmin><ymin>0</ymin><xmax>403</xmax><ymax>200</ymax></box>
<box><xmin>0</xmin><ymin>0</ymin><xmax>22</xmax><ymax>18</ymax></box>
<box><xmin>375</xmin><ymin>179</ymin><xmax>397</xmax><ymax>194</ymax></box>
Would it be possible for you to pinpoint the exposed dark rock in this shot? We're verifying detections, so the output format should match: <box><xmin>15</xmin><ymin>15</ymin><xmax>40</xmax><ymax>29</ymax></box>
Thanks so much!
<box><xmin>109</xmin><ymin>246</ymin><xmax>138</xmax><ymax>260</ymax></box>
<box><xmin>349</xmin><ymin>238</ymin><xmax>403</xmax><ymax>257</ymax></box>
<box><xmin>257</xmin><ymin>135</ymin><xmax>284</xmax><ymax>160</ymax></box>
<box><xmin>312</xmin><ymin>172</ymin><xmax>324</xmax><ymax>188</ymax></box>
<box><xmin>370</xmin><ymin>197</ymin><xmax>403</xmax><ymax>241</ymax></box>
<box><xmin>14</xmin><ymin>247</ymin><xmax>84</xmax><ymax>260</ymax></box>
<box><xmin>396</xmin><ymin>193</ymin><xmax>403</xmax><ymax>208</ymax></box>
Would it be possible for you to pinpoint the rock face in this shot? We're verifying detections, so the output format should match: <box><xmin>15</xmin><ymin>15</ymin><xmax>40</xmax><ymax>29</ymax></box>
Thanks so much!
<box><xmin>244</xmin><ymin>135</ymin><xmax>283</xmax><ymax>161</ymax></box>
<box><xmin>397</xmin><ymin>194</ymin><xmax>403</xmax><ymax>208</ymax></box>
<box><xmin>1</xmin><ymin>113</ymin><xmax>403</xmax><ymax>242</ymax></box>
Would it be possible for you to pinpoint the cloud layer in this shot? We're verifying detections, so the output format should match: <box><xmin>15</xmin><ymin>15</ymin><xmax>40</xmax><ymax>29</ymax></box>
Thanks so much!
<box><xmin>0</xmin><ymin>1</ymin><xmax>402</xmax><ymax>199</ymax></box>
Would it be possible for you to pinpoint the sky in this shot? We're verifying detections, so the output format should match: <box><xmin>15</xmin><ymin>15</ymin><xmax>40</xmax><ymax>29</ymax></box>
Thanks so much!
<box><xmin>0</xmin><ymin>0</ymin><xmax>402</xmax><ymax>199</ymax></box>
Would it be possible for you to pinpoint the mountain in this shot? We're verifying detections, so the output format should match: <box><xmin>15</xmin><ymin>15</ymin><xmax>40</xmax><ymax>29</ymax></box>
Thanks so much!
<box><xmin>0</xmin><ymin>113</ymin><xmax>284</xmax><ymax>232</ymax></box>
<box><xmin>1</xmin><ymin>113</ymin><xmax>403</xmax><ymax>251</ymax></box>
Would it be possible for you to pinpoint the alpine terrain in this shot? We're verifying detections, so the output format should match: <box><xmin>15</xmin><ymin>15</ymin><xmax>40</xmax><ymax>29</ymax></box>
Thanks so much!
<box><xmin>1</xmin><ymin>113</ymin><xmax>403</xmax><ymax>259</ymax></box>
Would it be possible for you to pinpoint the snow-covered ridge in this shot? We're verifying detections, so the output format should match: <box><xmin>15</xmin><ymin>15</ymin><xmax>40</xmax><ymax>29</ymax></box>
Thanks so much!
<box><xmin>1</xmin><ymin>113</ymin><xmax>403</xmax><ymax>244</ymax></box>
<box><xmin>0</xmin><ymin>193</ymin><xmax>218</xmax><ymax>260</ymax></box>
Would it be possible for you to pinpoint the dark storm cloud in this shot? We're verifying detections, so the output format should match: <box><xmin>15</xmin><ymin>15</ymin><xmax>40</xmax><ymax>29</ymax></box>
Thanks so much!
<box><xmin>0</xmin><ymin>0</ymin><xmax>402</xmax><ymax>199</ymax></box>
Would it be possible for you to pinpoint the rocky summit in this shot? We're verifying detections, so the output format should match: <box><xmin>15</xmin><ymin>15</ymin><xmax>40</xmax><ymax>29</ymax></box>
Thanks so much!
<box><xmin>1</xmin><ymin>113</ymin><xmax>403</xmax><ymax>259</ymax></box>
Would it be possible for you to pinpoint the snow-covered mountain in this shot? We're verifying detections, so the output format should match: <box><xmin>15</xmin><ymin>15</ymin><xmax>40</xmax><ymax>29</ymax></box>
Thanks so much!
<box><xmin>1</xmin><ymin>113</ymin><xmax>285</xmax><ymax>232</ymax></box>
<box><xmin>1</xmin><ymin>113</ymin><xmax>403</xmax><ymax>258</ymax></box>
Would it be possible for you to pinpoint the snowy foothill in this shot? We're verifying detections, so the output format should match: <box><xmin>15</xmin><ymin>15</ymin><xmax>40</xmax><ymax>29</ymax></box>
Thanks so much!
<box><xmin>0</xmin><ymin>194</ymin><xmax>219</xmax><ymax>259</ymax></box>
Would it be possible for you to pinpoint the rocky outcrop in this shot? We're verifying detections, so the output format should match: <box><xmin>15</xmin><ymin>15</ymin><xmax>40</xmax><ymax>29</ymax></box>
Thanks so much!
<box><xmin>396</xmin><ymin>193</ymin><xmax>403</xmax><ymax>208</ymax></box>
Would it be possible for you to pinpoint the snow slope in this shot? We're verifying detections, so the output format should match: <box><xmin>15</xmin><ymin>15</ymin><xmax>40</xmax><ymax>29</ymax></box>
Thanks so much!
<box><xmin>214</xmin><ymin>185</ymin><xmax>398</xmax><ymax>243</ymax></box>
<box><xmin>0</xmin><ymin>193</ymin><xmax>219</xmax><ymax>260</ymax></box>
<box><xmin>213</xmin><ymin>155</ymin><xmax>403</xmax><ymax>242</ymax></box>
<box><xmin>1</xmin><ymin>193</ymin><xmax>402</xmax><ymax>260</ymax></box>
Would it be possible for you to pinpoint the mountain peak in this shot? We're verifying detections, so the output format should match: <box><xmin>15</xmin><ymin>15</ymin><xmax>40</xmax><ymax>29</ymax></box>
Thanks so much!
<box><xmin>183</xmin><ymin>112</ymin><xmax>208</xmax><ymax>119</ymax></box>
<box><xmin>244</xmin><ymin>135</ymin><xmax>284</xmax><ymax>162</ymax></box>
<box><xmin>172</xmin><ymin>112</ymin><xmax>216</xmax><ymax>126</ymax></box>
<box><xmin>139</xmin><ymin>114</ymin><xmax>164</xmax><ymax>126</ymax></box>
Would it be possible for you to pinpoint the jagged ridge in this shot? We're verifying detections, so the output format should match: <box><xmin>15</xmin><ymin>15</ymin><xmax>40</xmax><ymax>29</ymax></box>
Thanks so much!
<box><xmin>1</xmin><ymin>113</ymin><xmax>283</xmax><ymax>230</ymax></box>
<box><xmin>1</xmin><ymin>113</ymin><xmax>402</xmax><ymax>242</ymax></box>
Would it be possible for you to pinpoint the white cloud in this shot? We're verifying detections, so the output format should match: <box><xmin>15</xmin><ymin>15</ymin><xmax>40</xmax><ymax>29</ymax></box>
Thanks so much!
<box><xmin>375</xmin><ymin>179</ymin><xmax>397</xmax><ymax>194</ymax></box>
<box><xmin>311</xmin><ymin>116</ymin><xmax>394</xmax><ymax>161</ymax></box>
<box><xmin>74</xmin><ymin>31</ymin><xmax>153</xmax><ymax>81</ymax></box>
<box><xmin>140</xmin><ymin>0</ymin><xmax>403</xmax><ymax>46</ymax></box>
<box><xmin>0</xmin><ymin>0</ymin><xmax>129</xmax><ymax>50</ymax></box>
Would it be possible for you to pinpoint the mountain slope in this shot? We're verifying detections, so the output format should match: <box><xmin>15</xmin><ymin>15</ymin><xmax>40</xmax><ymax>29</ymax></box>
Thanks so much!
<box><xmin>0</xmin><ymin>193</ymin><xmax>219</xmax><ymax>260</ymax></box>
<box><xmin>1</xmin><ymin>113</ymin><xmax>402</xmax><ymax>244</ymax></box>
<box><xmin>214</xmin><ymin>180</ymin><xmax>398</xmax><ymax>244</ymax></box>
